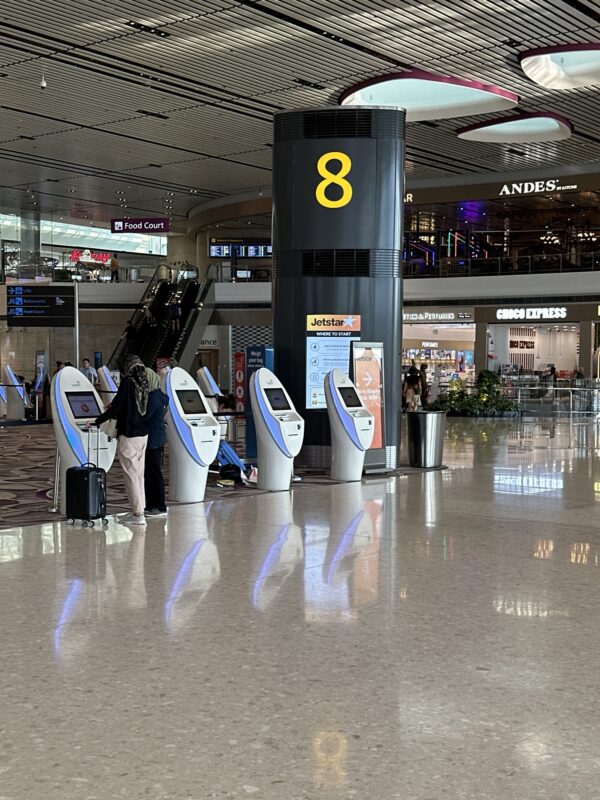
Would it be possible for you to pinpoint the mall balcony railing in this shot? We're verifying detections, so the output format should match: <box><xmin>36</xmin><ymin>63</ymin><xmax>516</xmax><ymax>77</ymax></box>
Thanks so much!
<box><xmin>435</xmin><ymin>380</ymin><xmax>600</xmax><ymax>414</ymax></box>
<box><xmin>403</xmin><ymin>252</ymin><xmax>600</xmax><ymax>279</ymax></box>
<box><xmin>1</xmin><ymin>261</ymin><xmax>162</xmax><ymax>284</ymax></box>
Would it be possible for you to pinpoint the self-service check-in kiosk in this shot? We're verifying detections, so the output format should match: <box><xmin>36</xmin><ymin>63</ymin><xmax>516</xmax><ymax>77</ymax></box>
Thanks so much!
<box><xmin>249</xmin><ymin>368</ymin><xmax>304</xmax><ymax>491</ymax></box>
<box><xmin>2</xmin><ymin>364</ymin><xmax>26</xmax><ymax>420</ymax></box>
<box><xmin>197</xmin><ymin>366</ymin><xmax>221</xmax><ymax>412</ymax></box>
<box><xmin>325</xmin><ymin>369</ymin><xmax>374</xmax><ymax>482</ymax></box>
<box><xmin>51</xmin><ymin>366</ymin><xmax>117</xmax><ymax>515</ymax></box>
<box><xmin>162</xmin><ymin>367</ymin><xmax>220</xmax><ymax>503</ymax></box>
<box><xmin>98</xmin><ymin>366</ymin><xmax>119</xmax><ymax>404</ymax></box>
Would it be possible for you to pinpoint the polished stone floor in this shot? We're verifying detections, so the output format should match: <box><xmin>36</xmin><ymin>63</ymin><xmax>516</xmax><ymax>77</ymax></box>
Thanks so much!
<box><xmin>1</xmin><ymin>417</ymin><xmax>599</xmax><ymax>799</ymax></box>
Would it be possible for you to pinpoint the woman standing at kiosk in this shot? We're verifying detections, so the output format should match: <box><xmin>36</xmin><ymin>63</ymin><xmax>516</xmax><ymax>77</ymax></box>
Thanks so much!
<box><xmin>143</xmin><ymin>368</ymin><xmax>169</xmax><ymax>517</ymax></box>
<box><xmin>95</xmin><ymin>355</ymin><xmax>149</xmax><ymax>526</ymax></box>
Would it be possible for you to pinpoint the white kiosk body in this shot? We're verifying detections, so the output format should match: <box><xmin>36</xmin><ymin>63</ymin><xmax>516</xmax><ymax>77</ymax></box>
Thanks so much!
<box><xmin>2</xmin><ymin>365</ymin><xmax>26</xmax><ymax>420</ymax></box>
<box><xmin>50</xmin><ymin>366</ymin><xmax>117</xmax><ymax>514</ymax></box>
<box><xmin>162</xmin><ymin>367</ymin><xmax>220</xmax><ymax>503</ymax></box>
<box><xmin>324</xmin><ymin>369</ymin><xmax>374</xmax><ymax>482</ymax></box>
<box><xmin>249</xmin><ymin>367</ymin><xmax>304</xmax><ymax>491</ymax></box>
<box><xmin>98</xmin><ymin>366</ymin><xmax>119</xmax><ymax>404</ymax></box>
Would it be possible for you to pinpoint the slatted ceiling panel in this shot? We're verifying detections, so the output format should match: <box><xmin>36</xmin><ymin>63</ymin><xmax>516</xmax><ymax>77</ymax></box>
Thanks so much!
<box><xmin>2</xmin><ymin>0</ymin><xmax>600</xmax><ymax>223</ymax></box>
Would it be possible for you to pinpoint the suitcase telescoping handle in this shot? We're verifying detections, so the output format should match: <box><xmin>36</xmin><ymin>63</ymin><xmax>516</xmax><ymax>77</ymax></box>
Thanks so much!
<box><xmin>84</xmin><ymin>425</ymin><xmax>99</xmax><ymax>469</ymax></box>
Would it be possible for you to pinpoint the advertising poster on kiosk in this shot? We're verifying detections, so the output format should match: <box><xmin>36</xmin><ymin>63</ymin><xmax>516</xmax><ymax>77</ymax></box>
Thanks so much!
<box><xmin>351</xmin><ymin>342</ymin><xmax>385</xmax><ymax>453</ymax></box>
<box><xmin>305</xmin><ymin>314</ymin><xmax>361</xmax><ymax>409</ymax></box>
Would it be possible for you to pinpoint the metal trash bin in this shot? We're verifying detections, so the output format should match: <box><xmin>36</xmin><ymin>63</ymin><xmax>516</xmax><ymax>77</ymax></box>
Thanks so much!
<box><xmin>407</xmin><ymin>411</ymin><xmax>446</xmax><ymax>468</ymax></box>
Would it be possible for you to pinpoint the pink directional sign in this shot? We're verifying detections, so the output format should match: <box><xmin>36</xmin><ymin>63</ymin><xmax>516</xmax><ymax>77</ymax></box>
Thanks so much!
<box><xmin>111</xmin><ymin>217</ymin><xmax>170</xmax><ymax>234</ymax></box>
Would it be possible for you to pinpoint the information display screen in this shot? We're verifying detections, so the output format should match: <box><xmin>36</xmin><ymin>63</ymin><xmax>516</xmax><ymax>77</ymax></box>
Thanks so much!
<box><xmin>176</xmin><ymin>390</ymin><xmax>207</xmax><ymax>416</ymax></box>
<box><xmin>208</xmin><ymin>240</ymin><xmax>271</xmax><ymax>259</ymax></box>
<box><xmin>66</xmin><ymin>392</ymin><xmax>101</xmax><ymax>419</ymax></box>
<box><xmin>265</xmin><ymin>388</ymin><xmax>290</xmax><ymax>411</ymax></box>
<box><xmin>338</xmin><ymin>386</ymin><xmax>362</xmax><ymax>408</ymax></box>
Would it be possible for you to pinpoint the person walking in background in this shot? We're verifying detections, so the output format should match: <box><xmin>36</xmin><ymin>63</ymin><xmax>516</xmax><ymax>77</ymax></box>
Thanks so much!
<box><xmin>110</xmin><ymin>252</ymin><xmax>120</xmax><ymax>283</ymax></box>
<box><xmin>402</xmin><ymin>366</ymin><xmax>421</xmax><ymax>412</ymax></box>
<box><xmin>80</xmin><ymin>358</ymin><xmax>97</xmax><ymax>385</ymax></box>
<box><xmin>143</xmin><ymin>368</ymin><xmax>169</xmax><ymax>517</ymax></box>
<box><xmin>419</xmin><ymin>363</ymin><xmax>429</xmax><ymax>409</ymax></box>
<box><xmin>95</xmin><ymin>355</ymin><xmax>149</xmax><ymax>526</ymax></box>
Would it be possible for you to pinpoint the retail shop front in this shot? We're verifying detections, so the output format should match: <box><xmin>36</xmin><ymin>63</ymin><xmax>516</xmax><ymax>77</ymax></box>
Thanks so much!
<box><xmin>402</xmin><ymin>306</ymin><xmax>475</xmax><ymax>380</ymax></box>
<box><xmin>474</xmin><ymin>303</ymin><xmax>600</xmax><ymax>379</ymax></box>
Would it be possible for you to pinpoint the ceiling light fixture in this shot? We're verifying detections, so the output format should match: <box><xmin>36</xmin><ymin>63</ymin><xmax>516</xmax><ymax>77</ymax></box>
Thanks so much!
<box><xmin>127</xmin><ymin>21</ymin><xmax>171</xmax><ymax>38</ymax></box>
<box><xmin>339</xmin><ymin>69</ymin><xmax>518</xmax><ymax>121</ymax></box>
<box><xmin>519</xmin><ymin>43</ymin><xmax>600</xmax><ymax>89</ymax></box>
<box><xmin>457</xmin><ymin>112</ymin><xmax>573</xmax><ymax>143</ymax></box>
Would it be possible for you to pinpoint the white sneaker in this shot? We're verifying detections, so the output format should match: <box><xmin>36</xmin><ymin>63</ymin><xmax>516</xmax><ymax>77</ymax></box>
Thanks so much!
<box><xmin>122</xmin><ymin>512</ymin><xmax>146</xmax><ymax>525</ymax></box>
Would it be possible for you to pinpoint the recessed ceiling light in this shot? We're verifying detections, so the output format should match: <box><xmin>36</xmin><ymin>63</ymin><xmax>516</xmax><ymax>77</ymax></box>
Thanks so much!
<box><xmin>519</xmin><ymin>43</ymin><xmax>600</xmax><ymax>89</ymax></box>
<box><xmin>339</xmin><ymin>69</ymin><xmax>518</xmax><ymax>121</ymax></box>
<box><xmin>457</xmin><ymin>112</ymin><xmax>573</xmax><ymax>143</ymax></box>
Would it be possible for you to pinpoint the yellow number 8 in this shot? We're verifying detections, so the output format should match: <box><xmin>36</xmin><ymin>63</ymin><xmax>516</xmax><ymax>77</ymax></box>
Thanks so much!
<box><xmin>315</xmin><ymin>151</ymin><xmax>353</xmax><ymax>209</ymax></box>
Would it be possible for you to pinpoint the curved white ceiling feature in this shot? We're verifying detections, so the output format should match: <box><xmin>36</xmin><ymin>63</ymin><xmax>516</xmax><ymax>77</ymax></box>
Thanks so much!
<box><xmin>519</xmin><ymin>44</ymin><xmax>600</xmax><ymax>89</ymax></box>
<box><xmin>339</xmin><ymin>70</ymin><xmax>519</xmax><ymax>121</ymax></box>
<box><xmin>457</xmin><ymin>113</ymin><xmax>573</xmax><ymax>144</ymax></box>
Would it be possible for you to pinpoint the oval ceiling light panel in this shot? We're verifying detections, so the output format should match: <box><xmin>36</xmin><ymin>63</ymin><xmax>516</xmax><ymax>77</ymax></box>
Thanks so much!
<box><xmin>339</xmin><ymin>69</ymin><xmax>518</xmax><ymax>121</ymax></box>
<box><xmin>519</xmin><ymin>44</ymin><xmax>600</xmax><ymax>89</ymax></box>
<box><xmin>457</xmin><ymin>112</ymin><xmax>573</xmax><ymax>143</ymax></box>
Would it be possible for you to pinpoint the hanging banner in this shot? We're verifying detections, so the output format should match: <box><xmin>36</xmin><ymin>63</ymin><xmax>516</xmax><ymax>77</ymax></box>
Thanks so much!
<box><xmin>351</xmin><ymin>342</ymin><xmax>385</xmax><ymax>452</ymax></box>
<box><xmin>233</xmin><ymin>351</ymin><xmax>246</xmax><ymax>412</ymax></box>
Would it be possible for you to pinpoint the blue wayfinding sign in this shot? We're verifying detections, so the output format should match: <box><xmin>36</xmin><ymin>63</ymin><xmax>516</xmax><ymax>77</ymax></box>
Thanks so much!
<box><xmin>245</xmin><ymin>346</ymin><xmax>274</xmax><ymax>459</ymax></box>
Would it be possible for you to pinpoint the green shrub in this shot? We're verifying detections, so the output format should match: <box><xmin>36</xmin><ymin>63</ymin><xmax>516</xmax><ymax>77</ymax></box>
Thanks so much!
<box><xmin>427</xmin><ymin>372</ymin><xmax>520</xmax><ymax>416</ymax></box>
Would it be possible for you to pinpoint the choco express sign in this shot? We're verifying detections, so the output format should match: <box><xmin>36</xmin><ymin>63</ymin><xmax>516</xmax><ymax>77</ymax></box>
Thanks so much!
<box><xmin>496</xmin><ymin>307</ymin><xmax>567</xmax><ymax>321</ymax></box>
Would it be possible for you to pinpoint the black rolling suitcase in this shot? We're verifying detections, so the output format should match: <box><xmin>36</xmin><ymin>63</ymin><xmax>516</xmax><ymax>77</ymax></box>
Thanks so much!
<box><xmin>66</xmin><ymin>428</ymin><xmax>108</xmax><ymax>527</ymax></box>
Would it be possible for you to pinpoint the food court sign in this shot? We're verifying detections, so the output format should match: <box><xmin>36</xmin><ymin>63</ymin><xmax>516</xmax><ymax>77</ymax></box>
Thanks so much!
<box><xmin>111</xmin><ymin>217</ymin><xmax>170</xmax><ymax>234</ymax></box>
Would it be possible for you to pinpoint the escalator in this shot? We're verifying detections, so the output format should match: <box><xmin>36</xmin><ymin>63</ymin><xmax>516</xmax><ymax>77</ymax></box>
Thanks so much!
<box><xmin>170</xmin><ymin>279</ymin><xmax>215</xmax><ymax>370</ymax></box>
<box><xmin>107</xmin><ymin>267</ymin><xmax>200</xmax><ymax>370</ymax></box>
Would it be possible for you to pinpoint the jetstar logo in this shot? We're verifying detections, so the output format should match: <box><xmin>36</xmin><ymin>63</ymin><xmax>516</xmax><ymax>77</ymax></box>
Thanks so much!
<box><xmin>306</xmin><ymin>314</ymin><xmax>361</xmax><ymax>331</ymax></box>
<box><xmin>499</xmin><ymin>179</ymin><xmax>577</xmax><ymax>197</ymax></box>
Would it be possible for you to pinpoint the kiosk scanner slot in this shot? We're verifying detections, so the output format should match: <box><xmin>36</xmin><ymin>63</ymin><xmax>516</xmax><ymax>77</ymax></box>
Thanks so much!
<box><xmin>325</xmin><ymin>369</ymin><xmax>374</xmax><ymax>482</ymax></box>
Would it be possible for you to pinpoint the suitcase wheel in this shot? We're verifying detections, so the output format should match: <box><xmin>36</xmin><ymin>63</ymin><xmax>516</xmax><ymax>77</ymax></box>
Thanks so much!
<box><xmin>102</xmin><ymin>518</ymin><xmax>109</xmax><ymax>526</ymax></box>
<box><xmin>67</xmin><ymin>518</ymin><xmax>74</xmax><ymax>525</ymax></box>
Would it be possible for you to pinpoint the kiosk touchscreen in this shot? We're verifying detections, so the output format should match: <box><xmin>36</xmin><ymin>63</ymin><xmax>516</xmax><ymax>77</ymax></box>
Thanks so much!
<box><xmin>2</xmin><ymin>364</ymin><xmax>26</xmax><ymax>420</ymax></box>
<box><xmin>324</xmin><ymin>369</ymin><xmax>374</xmax><ymax>482</ymax></box>
<box><xmin>162</xmin><ymin>367</ymin><xmax>220</xmax><ymax>503</ymax></box>
<box><xmin>249</xmin><ymin>367</ymin><xmax>304</xmax><ymax>491</ymax></box>
<box><xmin>98</xmin><ymin>366</ymin><xmax>119</xmax><ymax>404</ymax></box>
<box><xmin>51</xmin><ymin>366</ymin><xmax>117</xmax><ymax>515</ymax></box>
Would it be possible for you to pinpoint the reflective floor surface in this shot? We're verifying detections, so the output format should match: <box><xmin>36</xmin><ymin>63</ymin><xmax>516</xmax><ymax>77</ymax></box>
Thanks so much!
<box><xmin>1</xmin><ymin>417</ymin><xmax>600</xmax><ymax>799</ymax></box>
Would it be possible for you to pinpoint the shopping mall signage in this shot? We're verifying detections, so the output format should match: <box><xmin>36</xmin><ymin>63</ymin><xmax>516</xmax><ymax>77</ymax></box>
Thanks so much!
<box><xmin>477</xmin><ymin>303</ymin><xmax>600</xmax><ymax>324</ymax></box>
<box><xmin>498</xmin><ymin>179</ymin><xmax>578</xmax><ymax>197</ymax></box>
<box><xmin>111</xmin><ymin>217</ymin><xmax>170</xmax><ymax>234</ymax></box>
<box><xmin>403</xmin><ymin>308</ymin><xmax>473</xmax><ymax>322</ymax></box>
<box><xmin>496</xmin><ymin>306</ymin><xmax>568</xmax><ymax>321</ymax></box>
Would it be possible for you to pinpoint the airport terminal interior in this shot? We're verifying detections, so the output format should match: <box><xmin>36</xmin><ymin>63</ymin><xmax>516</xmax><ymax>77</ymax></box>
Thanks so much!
<box><xmin>2</xmin><ymin>1</ymin><xmax>600</xmax><ymax>797</ymax></box>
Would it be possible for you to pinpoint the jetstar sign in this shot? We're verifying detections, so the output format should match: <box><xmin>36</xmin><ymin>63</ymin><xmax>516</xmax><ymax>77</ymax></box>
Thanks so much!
<box><xmin>306</xmin><ymin>314</ymin><xmax>361</xmax><ymax>332</ymax></box>
<box><xmin>498</xmin><ymin>179</ymin><xmax>578</xmax><ymax>197</ymax></box>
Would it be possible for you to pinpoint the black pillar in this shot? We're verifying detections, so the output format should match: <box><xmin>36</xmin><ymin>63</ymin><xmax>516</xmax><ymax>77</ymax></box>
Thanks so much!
<box><xmin>272</xmin><ymin>107</ymin><xmax>405</xmax><ymax>468</ymax></box>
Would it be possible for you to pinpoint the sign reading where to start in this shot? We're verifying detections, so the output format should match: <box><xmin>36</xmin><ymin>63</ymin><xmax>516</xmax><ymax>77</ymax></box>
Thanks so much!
<box><xmin>111</xmin><ymin>217</ymin><xmax>170</xmax><ymax>234</ymax></box>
